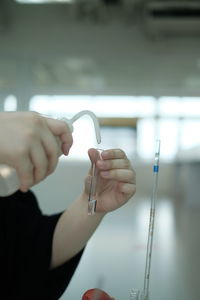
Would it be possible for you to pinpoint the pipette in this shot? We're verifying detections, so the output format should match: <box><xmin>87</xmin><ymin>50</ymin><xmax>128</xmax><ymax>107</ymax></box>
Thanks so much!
<box><xmin>130</xmin><ymin>140</ymin><xmax>161</xmax><ymax>300</ymax></box>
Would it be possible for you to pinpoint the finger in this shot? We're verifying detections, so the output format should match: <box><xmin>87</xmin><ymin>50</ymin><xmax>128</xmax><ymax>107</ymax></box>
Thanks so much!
<box><xmin>97</xmin><ymin>158</ymin><xmax>132</xmax><ymax>171</ymax></box>
<box><xmin>55</xmin><ymin>136</ymin><xmax>63</xmax><ymax>157</ymax></box>
<box><xmin>45</xmin><ymin>118</ymin><xmax>73</xmax><ymax>155</ymax></box>
<box><xmin>45</xmin><ymin>117</ymin><xmax>70</xmax><ymax>136</ymax></box>
<box><xmin>41</xmin><ymin>132</ymin><xmax>59</xmax><ymax>174</ymax></box>
<box><xmin>88</xmin><ymin>148</ymin><xmax>102</xmax><ymax>164</ymax></box>
<box><xmin>101</xmin><ymin>149</ymin><xmax>127</xmax><ymax>160</ymax></box>
<box><xmin>30</xmin><ymin>143</ymin><xmax>48</xmax><ymax>184</ymax></box>
<box><xmin>14</xmin><ymin>157</ymin><xmax>34</xmax><ymax>192</ymax></box>
<box><xmin>87</xmin><ymin>149</ymin><xmax>99</xmax><ymax>177</ymax></box>
<box><xmin>84</xmin><ymin>174</ymin><xmax>92</xmax><ymax>194</ymax></box>
<box><xmin>100</xmin><ymin>169</ymin><xmax>135</xmax><ymax>184</ymax></box>
<box><xmin>118</xmin><ymin>182</ymin><xmax>136</xmax><ymax>195</ymax></box>
<box><xmin>61</xmin><ymin>136</ymin><xmax>73</xmax><ymax>156</ymax></box>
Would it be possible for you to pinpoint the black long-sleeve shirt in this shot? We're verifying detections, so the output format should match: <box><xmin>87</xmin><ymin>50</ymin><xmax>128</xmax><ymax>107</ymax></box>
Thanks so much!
<box><xmin>0</xmin><ymin>190</ymin><xmax>83</xmax><ymax>300</ymax></box>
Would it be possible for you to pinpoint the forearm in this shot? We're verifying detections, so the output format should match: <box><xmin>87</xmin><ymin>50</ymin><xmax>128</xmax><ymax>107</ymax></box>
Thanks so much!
<box><xmin>50</xmin><ymin>148</ymin><xmax>136</xmax><ymax>269</ymax></box>
<box><xmin>50</xmin><ymin>193</ymin><xmax>105</xmax><ymax>269</ymax></box>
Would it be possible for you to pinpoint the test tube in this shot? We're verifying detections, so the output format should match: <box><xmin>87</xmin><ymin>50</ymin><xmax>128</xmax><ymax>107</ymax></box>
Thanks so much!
<box><xmin>88</xmin><ymin>149</ymin><xmax>103</xmax><ymax>215</ymax></box>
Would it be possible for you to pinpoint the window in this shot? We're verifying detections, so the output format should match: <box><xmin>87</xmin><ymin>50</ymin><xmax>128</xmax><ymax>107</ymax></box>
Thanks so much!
<box><xmin>30</xmin><ymin>95</ymin><xmax>153</xmax><ymax>160</ymax></box>
<box><xmin>4</xmin><ymin>95</ymin><xmax>18</xmax><ymax>111</ymax></box>
<box><xmin>29</xmin><ymin>95</ymin><xmax>200</xmax><ymax>162</ymax></box>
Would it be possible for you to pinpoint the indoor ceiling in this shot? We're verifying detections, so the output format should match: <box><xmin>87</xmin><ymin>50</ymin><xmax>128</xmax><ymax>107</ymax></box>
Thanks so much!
<box><xmin>0</xmin><ymin>0</ymin><xmax>200</xmax><ymax>97</ymax></box>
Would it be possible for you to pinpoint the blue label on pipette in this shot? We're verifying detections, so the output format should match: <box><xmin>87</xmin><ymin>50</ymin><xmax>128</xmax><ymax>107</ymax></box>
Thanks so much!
<box><xmin>153</xmin><ymin>165</ymin><xmax>159</xmax><ymax>173</ymax></box>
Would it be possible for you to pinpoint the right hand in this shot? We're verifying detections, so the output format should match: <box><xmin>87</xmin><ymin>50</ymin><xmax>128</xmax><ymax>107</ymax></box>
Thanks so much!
<box><xmin>0</xmin><ymin>111</ymin><xmax>73</xmax><ymax>192</ymax></box>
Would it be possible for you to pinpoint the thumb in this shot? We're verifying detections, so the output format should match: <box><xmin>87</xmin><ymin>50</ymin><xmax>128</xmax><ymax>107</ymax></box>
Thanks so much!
<box><xmin>87</xmin><ymin>148</ymin><xmax>101</xmax><ymax>177</ymax></box>
<box><xmin>84</xmin><ymin>174</ymin><xmax>92</xmax><ymax>195</ymax></box>
<box><xmin>88</xmin><ymin>148</ymin><xmax>101</xmax><ymax>164</ymax></box>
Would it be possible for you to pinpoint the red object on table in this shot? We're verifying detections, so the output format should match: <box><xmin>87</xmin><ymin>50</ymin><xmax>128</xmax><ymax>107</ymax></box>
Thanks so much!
<box><xmin>82</xmin><ymin>288</ymin><xmax>116</xmax><ymax>300</ymax></box>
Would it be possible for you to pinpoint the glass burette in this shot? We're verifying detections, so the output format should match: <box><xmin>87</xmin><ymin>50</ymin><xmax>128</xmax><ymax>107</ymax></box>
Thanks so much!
<box><xmin>131</xmin><ymin>140</ymin><xmax>161</xmax><ymax>300</ymax></box>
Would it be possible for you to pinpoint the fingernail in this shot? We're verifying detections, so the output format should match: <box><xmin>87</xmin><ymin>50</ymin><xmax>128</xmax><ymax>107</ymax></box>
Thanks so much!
<box><xmin>63</xmin><ymin>144</ymin><xmax>69</xmax><ymax>156</ymax></box>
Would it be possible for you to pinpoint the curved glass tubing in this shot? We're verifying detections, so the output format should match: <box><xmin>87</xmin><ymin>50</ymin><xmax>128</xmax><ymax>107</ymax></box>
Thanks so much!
<box><xmin>130</xmin><ymin>140</ymin><xmax>161</xmax><ymax>300</ymax></box>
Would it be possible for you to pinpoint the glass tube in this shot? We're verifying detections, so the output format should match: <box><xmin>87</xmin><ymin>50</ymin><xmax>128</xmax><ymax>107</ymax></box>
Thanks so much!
<box><xmin>142</xmin><ymin>140</ymin><xmax>160</xmax><ymax>300</ymax></box>
<box><xmin>88</xmin><ymin>148</ymin><xmax>103</xmax><ymax>215</ymax></box>
<box><xmin>130</xmin><ymin>140</ymin><xmax>161</xmax><ymax>300</ymax></box>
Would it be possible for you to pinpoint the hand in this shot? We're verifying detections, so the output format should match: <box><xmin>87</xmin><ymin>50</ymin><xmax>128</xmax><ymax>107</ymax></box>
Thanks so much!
<box><xmin>85</xmin><ymin>148</ymin><xmax>136</xmax><ymax>213</ymax></box>
<box><xmin>0</xmin><ymin>111</ymin><xmax>73</xmax><ymax>192</ymax></box>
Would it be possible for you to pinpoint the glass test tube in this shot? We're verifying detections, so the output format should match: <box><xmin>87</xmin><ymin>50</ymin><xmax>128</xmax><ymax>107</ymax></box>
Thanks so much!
<box><xmin>88</xmin><ymin>149</ymin><xmax>103</xmax><ymax>215</ymax></box>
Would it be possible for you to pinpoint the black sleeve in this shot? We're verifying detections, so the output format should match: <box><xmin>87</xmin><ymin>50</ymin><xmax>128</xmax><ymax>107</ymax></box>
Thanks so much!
<box><xmin>1</xmin><ymin>190</ymin><xmax>84</xmax><ymax>300</ymax></box>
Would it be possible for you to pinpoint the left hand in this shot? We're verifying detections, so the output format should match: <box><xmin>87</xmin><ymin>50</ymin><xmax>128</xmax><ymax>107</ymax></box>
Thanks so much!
<box><xmin>85</xmin><ymin>148</ymin><xmax>136</xmax><ymax>213</ymax></box>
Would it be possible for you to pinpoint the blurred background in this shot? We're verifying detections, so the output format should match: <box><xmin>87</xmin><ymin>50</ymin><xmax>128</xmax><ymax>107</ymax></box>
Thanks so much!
<box><xmin>1</xmin><ymin>0</ymin><xmax>200</xmax><ymax>299</ymax></box>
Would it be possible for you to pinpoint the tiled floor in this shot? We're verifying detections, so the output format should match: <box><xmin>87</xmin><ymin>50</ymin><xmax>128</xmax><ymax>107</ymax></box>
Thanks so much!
<box><xmin>60</xmin><ymin>196</ymin><xmax>200</xmax><ymax>300</ymax></box>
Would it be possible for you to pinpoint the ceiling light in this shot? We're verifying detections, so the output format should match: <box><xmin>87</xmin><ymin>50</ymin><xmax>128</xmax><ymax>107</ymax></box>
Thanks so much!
<box><xmin>15</xmin><ymin>0</ymin><xmax>74</xmax><ymax>4</ymax></box>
